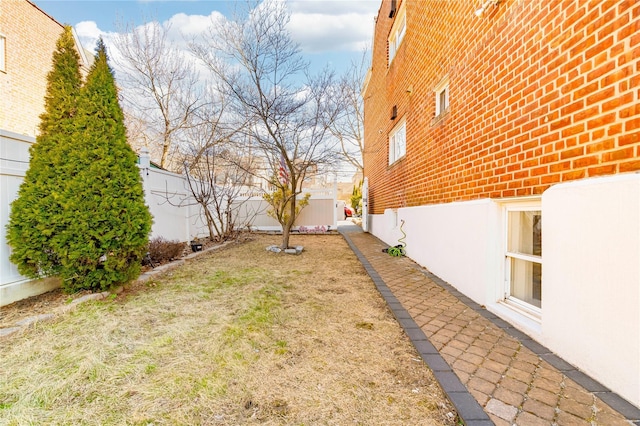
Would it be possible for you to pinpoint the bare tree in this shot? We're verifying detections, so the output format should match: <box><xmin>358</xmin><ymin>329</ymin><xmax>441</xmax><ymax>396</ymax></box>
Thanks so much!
<box><xmin>180</xmin><ymin>96</ymin><xmax>258</xmax><ymax>241</ymax></box>
<box><xmin>327</xmin><ymin>50</ymin><xmax>368</xmax><ymax>176</ymax></box>
<box><xmin>190</xmin><ymin>0</ymin><xmax>341</xmax><ymax>249</ymax></box>
<box><xmin>183</xmin><ymin>144</ymin><xmax>256</xmax><ymax>241</ymax></box>
<box><xmin>114</xmin><ymin>18</ymin><xmax>259</xmax><ymax>241</ymax></box>
<box><xmin>122</xmin><ymin>109</ymin><xmax>153</xmax><ymax>156</ymax></box>
<box><xmin>113</xmin><ymin>21</ymin><xmax>204</xmax><ymax>170</ymax></box>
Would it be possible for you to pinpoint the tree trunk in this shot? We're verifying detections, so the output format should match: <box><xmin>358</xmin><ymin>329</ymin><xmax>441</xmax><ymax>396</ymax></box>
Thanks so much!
<box><xmin>281</xmin><ymin>193</ymin><xmax>297</xmax><ymax>249</ymax></box>
<box><xmin>203</xmin><ymin>206</ymin><xmax>217</xmax><ymax>241</ymax></box>
<box><xmin>281</xmin><ymin>225</ymin><xmax>290</xmax><ymax>250</ymax></box>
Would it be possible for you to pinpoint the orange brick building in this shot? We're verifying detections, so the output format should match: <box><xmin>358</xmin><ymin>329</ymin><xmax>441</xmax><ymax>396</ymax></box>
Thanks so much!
<box><xmin>364</xmin><ymin>0</ymin><xmax>640</xmax><ymax>408</ymax></box>
<box><xmin>1</xmin><ymin>0</ymin><xmax>90</xmax><ymax>305</ymax></box>
<box><xmin>0</xmin><ymin>0</ymin><xmax>90</xmax><ymax>136</ymax></box>
<box><xmin>365</xmin><ymin>0</ymin><xmax>640</xmax><ymax>213</ymax></box>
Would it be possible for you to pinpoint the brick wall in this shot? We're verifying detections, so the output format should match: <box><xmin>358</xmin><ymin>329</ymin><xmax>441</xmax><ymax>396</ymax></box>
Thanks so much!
<box><xmin>0</xmin><ymin>0</ymin><xmax>65</xmax><ymax>137</ymax></box>
<box><xmin>364</xmin><ymin>0</ymin><xmax>640</xmax><ymax>214</ymax></box>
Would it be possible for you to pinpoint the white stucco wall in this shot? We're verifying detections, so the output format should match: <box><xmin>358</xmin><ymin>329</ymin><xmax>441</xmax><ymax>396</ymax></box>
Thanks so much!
<box><xmin>369</xmin><ymin>173</ymin><xmax>640</xmax><ymax>408</ymax></box>
<box><xmin>543</xmin><ymin>174</ymin><xmax>640</xmax><ymax>407</ymax></box>
<box><xmin>405</xmin><ymin>200</ymin><xmax>501</xmax><ymax>305</ymax></box>
<box><xmin>370</xmin><ymin>200</ymin><xmax>500</xmax><ymax>305</ymax></box>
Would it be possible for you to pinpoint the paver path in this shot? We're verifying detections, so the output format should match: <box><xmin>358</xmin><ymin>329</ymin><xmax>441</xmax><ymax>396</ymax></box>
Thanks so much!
<box><xmin>340</xmin><ymin>224</ymin><xmax>640</xmax><ymax>426</ymax></box>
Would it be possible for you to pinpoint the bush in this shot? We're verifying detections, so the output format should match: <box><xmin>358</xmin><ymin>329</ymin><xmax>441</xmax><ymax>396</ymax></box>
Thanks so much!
<box><xmin>148</xmin><ymin>237</ymin><xmax>185</xmax><ymax>264</ymax></box>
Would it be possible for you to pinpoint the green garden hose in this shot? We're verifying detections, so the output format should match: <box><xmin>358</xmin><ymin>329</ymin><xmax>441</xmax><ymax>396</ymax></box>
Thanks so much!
<box><xmin>385</xmin><ymin>219</ymin><xmax>406</xmax><ymax>257</ymax></box>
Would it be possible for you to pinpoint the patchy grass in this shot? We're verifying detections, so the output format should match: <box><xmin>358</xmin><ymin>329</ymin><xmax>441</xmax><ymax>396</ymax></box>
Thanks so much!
<box><xmin>0</xmin><ymin>234</ymin><xmax>456</xmax><ymax>425</ymax></box>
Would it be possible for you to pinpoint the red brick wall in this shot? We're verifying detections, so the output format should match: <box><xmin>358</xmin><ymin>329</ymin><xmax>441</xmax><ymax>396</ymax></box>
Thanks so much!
<box><xmin>364</xmin><ymin>0</ymin><xmax>640</xmax><ymax>214</ymax></box>
<box><xmin>0</xmin><ymin>0</ymin><xmax>65</xmax><ymax>137</ymax></box>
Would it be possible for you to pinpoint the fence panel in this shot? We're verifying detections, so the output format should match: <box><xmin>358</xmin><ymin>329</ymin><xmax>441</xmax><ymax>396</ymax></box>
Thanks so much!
<box><xmin>142</xmin><ymin>168</ymin><xmax>209</xmax><ymax>242</ymax></box>
<box><xmin>1</xmin><ymin>131</ymin><xmax>60</xmax><ymax>304</ymax></box>
<box><xmin>295</xmin><ymin>193</ymin><xmax>336</xmax><ymax>229</ymax></box>
<box><xmin>233</xmin><ymin>189</ymin><xmax>337</xmax><ymax>232</ymax></box>
<box><xmin>1</xmin><ymin>131</ymin><xmax>35</xmax><ymax>288</ymax></box>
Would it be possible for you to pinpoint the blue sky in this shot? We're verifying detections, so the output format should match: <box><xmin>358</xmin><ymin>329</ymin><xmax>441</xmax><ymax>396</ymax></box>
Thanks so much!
<box><xmin>33</xmin><ymin>0</ymin><xmax>380</xmax><ymax>74</ymax></box>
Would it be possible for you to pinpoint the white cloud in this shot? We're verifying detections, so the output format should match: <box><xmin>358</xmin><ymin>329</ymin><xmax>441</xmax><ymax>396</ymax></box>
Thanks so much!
<box><xmin>284</xmin><ymin>0</ymin><xmax>378</xmax><ymax>53</ymax></box>
<box><xmin>164</xmin><ymin>11</ymin><xmax>225</xmax><ymax>39</ymax></box>
<box><xmin>288</xmin><ymin>11</ymin><xmax>374</xmax><ymax>53</ymax></box>
<box><xmin>247</xmin><ymin>0</ymin><xmax>378</xmax><ymax>53</ymax></box>
<box><xmin>75</xmin><ymin>20</ymin><xmax>104</xmax><ymax>52</ymax></box>
<box><xmin>73</xmin><ymin>0</ymin><xmax>378</xmax><ymax>69</ymax></box>
<box><xmin>74</xmin><ymin>12</ymin><xmax>222</xmax><ymax>63</ymax></box>
<box><xmin>74</xmin><ymin>21</ymin><xmax>124</xmax><ymax>61</ymax></box>
<box><xmin>287</xmin><ymin>0</ymin><xmax>380</xmax><ymax>16</ymax></box>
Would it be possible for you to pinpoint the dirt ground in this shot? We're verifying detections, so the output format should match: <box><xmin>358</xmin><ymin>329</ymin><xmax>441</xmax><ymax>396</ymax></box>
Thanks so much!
<box><xmin>0</xmin><ymin>238</ymin><xmax>221</xmax><ymax>329</ymax></box>
<box><xmin>0</xmin><ymin>284</ymin><xmax>86</xmax><ymax>328</ymax></box>
<box><xmin>0</xmin><ymin>233</ymin><xmax>457</xmax><ymax>425</ymax></box>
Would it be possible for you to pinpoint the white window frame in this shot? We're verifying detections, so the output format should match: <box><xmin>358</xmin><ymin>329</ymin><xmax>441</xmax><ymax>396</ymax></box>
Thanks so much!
<box><xmin>434</xmin><ymin>76</ymin><xmax>449</xmax><ymax>118</ymax></box>
<box><xmin>503</xmin><ymin>201</ymin><xmax>542</xmax><ymax>319</ymax></box>
<box><xmin>389</xmin><ymin>118</ymin><xmax>406</xmax><ymax>165</ymax></box>
<box><xmin>388</xmin><ymin>2</ymin><xmax>406</xmax><ymax>64</ymax></box>
<box><xmin>0</xmin><ymin>34</ymin><xmax>6</xmax><ymax>72</ymax></box>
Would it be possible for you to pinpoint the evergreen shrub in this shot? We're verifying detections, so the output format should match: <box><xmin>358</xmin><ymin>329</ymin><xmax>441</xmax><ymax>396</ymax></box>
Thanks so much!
<box><xmin>7</xmin><ymin>26</ymin><xmax>83</xmax><ymax>279</ymax></box>
<box><xmin>7</xmin><ymin>35</ymin><xmax>152</xmax><ymax>293</ymax></box>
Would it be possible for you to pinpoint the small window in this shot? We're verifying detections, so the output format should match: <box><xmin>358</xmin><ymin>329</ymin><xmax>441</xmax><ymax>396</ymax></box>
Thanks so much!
<box><xmin>389</xmin><ymin>0</ymin><xmax>397</xmax><ymax>17</ymax></box>
<box><xmin>505</xmin><ymin>205</ymin><xmax>542</xmax><ymax>314</ymax></box>
<box><xmin>439</xmin><ymin>89</ymin><xmax>448</xmax><ymax>112</ymax></box>
<box><xmin>434</xmin><ymin>76</ymin><xmax>449</xmax><ymax>118</ymax></box>
<box><xmin>388</xmin><ymin>3</ymin><xmax>406</xmax><ymax>64</ymax></box>
<box><xmin>0</xmin><ymin>34</ymin><xmax>5</xmax><ymax>72</ymax></box>
<box><xmin>389</xmin><ymin>119</ymin><xmax>406</xmax><ymax>165</ymax></box>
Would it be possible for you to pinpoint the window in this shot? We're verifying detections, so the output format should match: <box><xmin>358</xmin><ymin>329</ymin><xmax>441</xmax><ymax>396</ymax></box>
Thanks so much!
<box><xmin>434</xmin><ymin>76</ymin><xmax>449</xmax><ymax>118</ymax></box>
<box><xmin>388</xmin><ymin>3</ymin><xmax>406</xmax><ymax>64</ymax></box>
<box><xmin>389</xmin><ymin>119</ymin><xmax>406</xmax><ymax>165</ymax></box>
<box><xmin>0</xmin><ymin>34</ymin><xmax>5</xmax><ymax>72</ymax></box>
<box><xmin>505</xmin><ymin>206</ymin><xmax>542</xmax><ymax>314</ymax></box>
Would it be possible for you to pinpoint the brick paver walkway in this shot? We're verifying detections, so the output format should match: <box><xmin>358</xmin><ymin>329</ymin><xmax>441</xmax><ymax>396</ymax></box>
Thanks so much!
<box><xmin>340</xmin><ymin>224</ymin><xmax>640</xmax><ymax>426</ymax></box>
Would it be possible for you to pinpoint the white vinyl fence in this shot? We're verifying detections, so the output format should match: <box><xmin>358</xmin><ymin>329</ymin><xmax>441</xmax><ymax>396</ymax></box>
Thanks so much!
<box><xmin>1</xmin><ymin>142</ymin><xmax>337</xmax><ymax>305</ymax></box>
<box><xmin>233</xmin><ymin>188</ymin><xmax>338</xmax><ymax>232</ymax></box>
<box><xmin>142</xmin><ymin>172</ymin><xmax>338</xmax><ymax>240</ymax></box>
<box><xmin>0</xmin><ymin>130</ymin><xmax>61</xmax><ymax>305</ymax></box>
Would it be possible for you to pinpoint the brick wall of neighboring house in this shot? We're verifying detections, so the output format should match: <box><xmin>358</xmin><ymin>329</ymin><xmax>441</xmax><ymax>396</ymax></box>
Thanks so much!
<box><xmin>364</xmin><ymin>0</ymin><xmax>640</xmax><ymax>214</ymax></box>
<box><xmin>0</xmin><ymin>0</ymin><xmax>65</xmax><ymax>137</ymax></box>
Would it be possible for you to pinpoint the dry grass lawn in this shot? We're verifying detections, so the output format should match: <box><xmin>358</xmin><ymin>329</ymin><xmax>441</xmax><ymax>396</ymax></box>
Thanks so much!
<box><xmin>0</xmin><ymin>234</ymin><xmax>456</xmax><ymax>425</ymax></box>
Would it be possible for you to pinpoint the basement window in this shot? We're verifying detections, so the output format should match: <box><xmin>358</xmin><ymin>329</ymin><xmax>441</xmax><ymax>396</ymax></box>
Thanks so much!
<box><xmin>504</xmin><ymin>203</ymin><xmax>542</xmax><ymax>317</ymax></box>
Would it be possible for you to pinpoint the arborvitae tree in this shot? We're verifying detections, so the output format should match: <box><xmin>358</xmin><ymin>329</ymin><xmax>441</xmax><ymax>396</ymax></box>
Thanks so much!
<box><xmin>6</xmin><ymin>26</ymin><xmax>83</xmax><ymax>279</ymax></box>
<box><xmin>56</xmin><ymin>38</ymin><xmax>152</xmax><ymax>292</ymax></box>
<box><xmin>350</xmin><ymin>180</ymin><xmax>362</xmax><ymax>216</ymax></box>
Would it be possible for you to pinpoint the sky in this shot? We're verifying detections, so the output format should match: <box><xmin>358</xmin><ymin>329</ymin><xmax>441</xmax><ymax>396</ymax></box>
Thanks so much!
<box><xmin>32</xmin><ymin>0</ymin><xmax>381</xmax><ymax>75</ymax></box>
<box><xmin>31</xmin><ymin>0</ymin><xmax>378</xmax><ymax>180</ymax></box>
